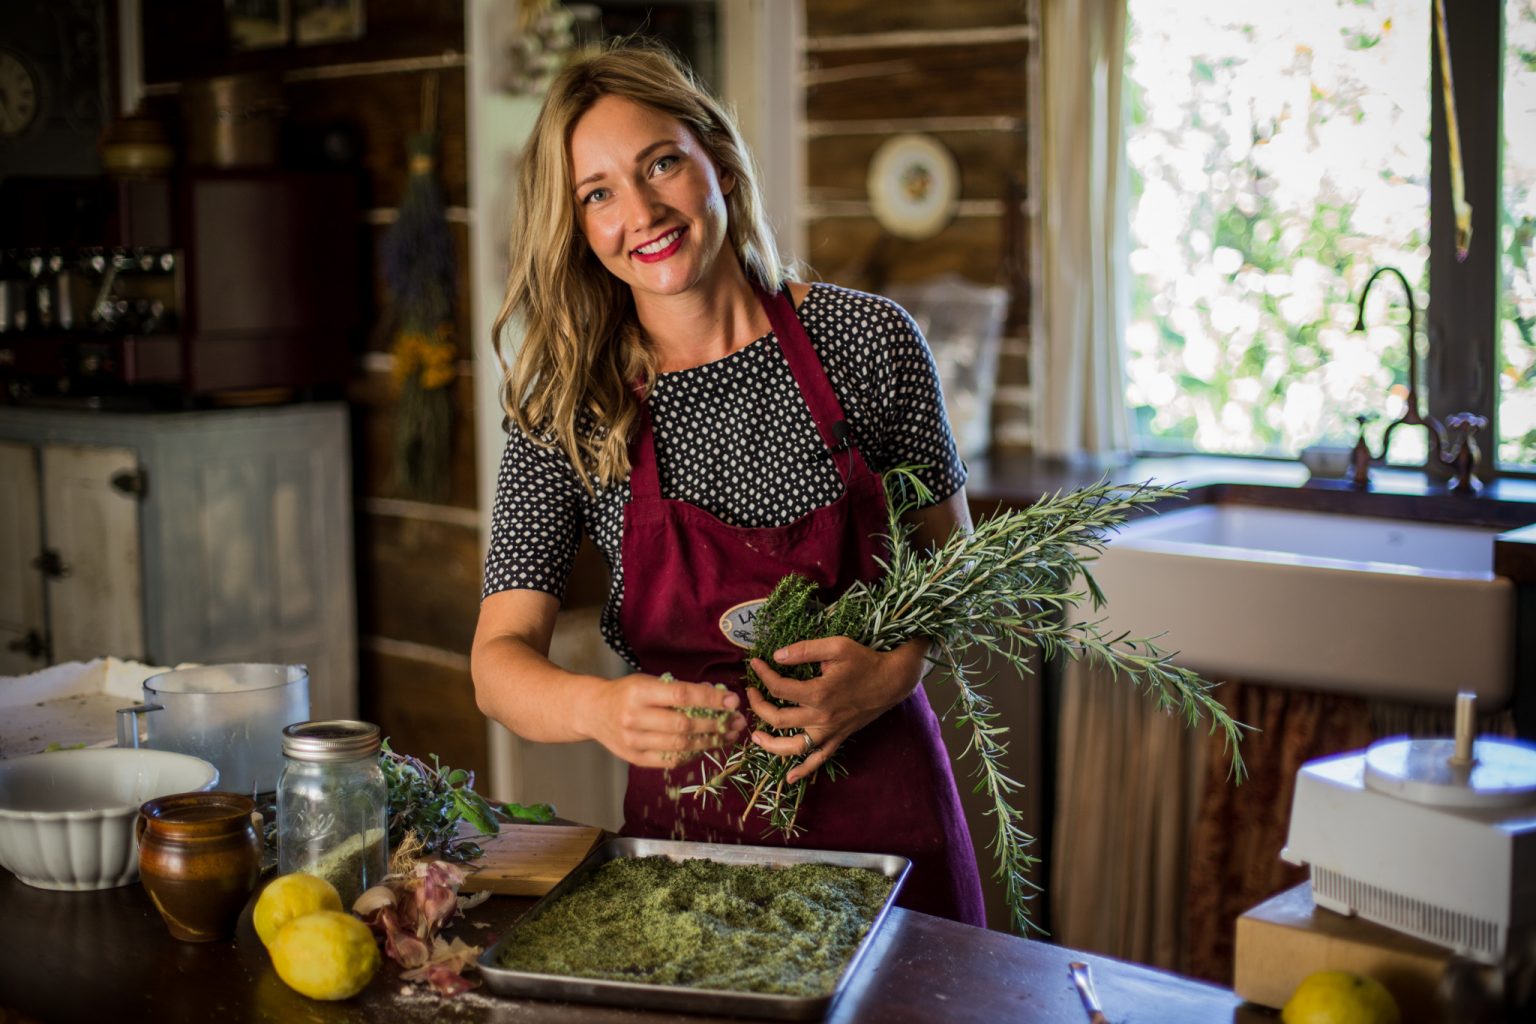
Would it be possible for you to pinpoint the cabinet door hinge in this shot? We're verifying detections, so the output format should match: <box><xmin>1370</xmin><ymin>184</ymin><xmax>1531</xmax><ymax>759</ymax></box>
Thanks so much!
<box><xmin>110</xmin><ymin>467</ymin><xmax>148</xmax><ymax>499</ymax></box>
<box><xmin>6</xmin><ymin>629</ymin><xmax>51</xmax><ymax>661</ymax></box>
<box><xmin>32</xmin><ymin>549</ymin><xmax>70</xmax><ymax>579</ymax></box>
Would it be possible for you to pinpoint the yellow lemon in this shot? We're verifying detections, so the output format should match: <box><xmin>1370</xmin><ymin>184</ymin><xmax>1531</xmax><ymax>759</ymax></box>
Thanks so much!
<box><xmin>253</xmin><ymin>872</ymin><xmax>343</xmax><ymax>949</ymax></box>
<box><xmin>269</xmin><ymin>910</ymin><xmax>380</xmax><ymax>1001</ymax></box>
<box><xmin>1282</xmin><ymin>970</ymin><xmax>1402</xmax><ymax>1024</ymax></box>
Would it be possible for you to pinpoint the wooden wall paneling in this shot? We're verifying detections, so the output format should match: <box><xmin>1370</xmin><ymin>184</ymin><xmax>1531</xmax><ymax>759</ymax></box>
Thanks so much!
<box><xmin>805</xmin><ymin>41</ymin><xmax>1030</xmax><ymax>122</ymax></box>
<box><xmin>351</xmin><ymin>370</ymin><xmax>480</xmax><ymax>509</ymax></box>
<box><xmin>357</xmin><ymin>512</ymin><xmax>481</xmax><ymax>653</ymax></box>
<box><xmin>807</xmin><ymin>131</ymin><xmax>1025</xmax><ymax>204</ymax></box>
<box><xmin>360</xmin><ymin>646</ymin><xmax>488</xmax><ymax>781</ymax></box>
<box><xmin>995</xmin><ymin>349</ymin><xmax>1031</xmax><ymax>391</ymax></box>
<box><xmin>141</xmin><ymin>0</ymin><xmax>465</xmax><ymax>85</ymax></box>
<box><xmin>286</xmin><ymin>68</ymin><xmax>468</xmax><ymax>210</ymax></box>
<box><xmin>805</xmin><ymin>0</ymin><xmax>1031</xmax><ymax>36</ymax></box>
<box><xmin>806</xmin><ymin>216</ymin><xmax>1005</xmax><ymax>293</ymax></box>
<box><xmin>992</xmin><ymin>400</ymin><xmax>1035</xmax><ymax>451</ymax></box>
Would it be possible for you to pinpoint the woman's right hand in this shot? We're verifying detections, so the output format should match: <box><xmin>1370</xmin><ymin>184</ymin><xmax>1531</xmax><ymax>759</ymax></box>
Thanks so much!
<box><xmin>585</xmin><ymin>674</ymin><xmax>745</xmax><ymax>769</ymax></box>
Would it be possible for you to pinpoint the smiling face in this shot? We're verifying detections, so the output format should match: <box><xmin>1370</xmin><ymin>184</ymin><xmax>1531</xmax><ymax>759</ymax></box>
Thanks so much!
<box><xmin>568</xmin><ymin>94</ymin><xmax>736</xmax><ymax>305</ymax></box>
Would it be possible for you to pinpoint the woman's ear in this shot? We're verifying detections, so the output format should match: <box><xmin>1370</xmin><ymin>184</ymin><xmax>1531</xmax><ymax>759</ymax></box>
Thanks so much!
<box><xmin>720</xmin><ymin>168</ymin><xmax>736</xmax><ymax>197</ymax></box>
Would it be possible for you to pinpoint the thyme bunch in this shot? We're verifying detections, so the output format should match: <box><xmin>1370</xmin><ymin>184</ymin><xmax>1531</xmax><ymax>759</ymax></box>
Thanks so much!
<box><xmin>380</xmin><ymin>741</ymin><xmax>556</xmax><ymax>862</ymax></box>
<box><xmin>683</xmin><ymin>468</ymin><xmax>1248</xmax><ymax>934</ymax></box>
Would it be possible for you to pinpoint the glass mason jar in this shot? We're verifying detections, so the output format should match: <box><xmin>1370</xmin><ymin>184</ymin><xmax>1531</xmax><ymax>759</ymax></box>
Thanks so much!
<box><xmin>276</xmin><ymin>720</ymin><xmax>389</xmax><ymax>906</ymax></box>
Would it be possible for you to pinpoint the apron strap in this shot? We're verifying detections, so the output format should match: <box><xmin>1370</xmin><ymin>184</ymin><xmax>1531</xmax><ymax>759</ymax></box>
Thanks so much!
<box><xmin>629</xmin><ymin>393</ymin><xmax>661</xmax><ymax>500</ymax></box>
<box><xmin>629</xmin><ymin>283</ymin><xmax>859</xmax><ymax>500</ymax></box>
<box><xmin>759</xmin><ymin>284</ymin><xmax>856</xmax><ymax>463</ymax></box>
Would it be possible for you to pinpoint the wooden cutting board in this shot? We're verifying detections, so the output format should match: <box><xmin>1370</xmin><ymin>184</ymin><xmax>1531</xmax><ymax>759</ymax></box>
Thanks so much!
<box><xmin>459</xmin><ymin>824</ymin><xmax>604</xmax><ymax>896</ymax></box>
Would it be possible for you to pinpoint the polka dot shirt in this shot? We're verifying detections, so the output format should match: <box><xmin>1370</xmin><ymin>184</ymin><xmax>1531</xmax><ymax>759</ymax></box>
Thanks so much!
<box><xmin>482</xmin><ymin>283</ymin><xmax>967</xmax><ymax>665</ymax></box>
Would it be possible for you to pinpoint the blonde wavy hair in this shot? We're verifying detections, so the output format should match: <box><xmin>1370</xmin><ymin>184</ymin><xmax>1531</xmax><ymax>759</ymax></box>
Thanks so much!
<box><xmin>493</xmin><ymin>42</ymin><xmax>787</xmax><ymax>489</ymax></box>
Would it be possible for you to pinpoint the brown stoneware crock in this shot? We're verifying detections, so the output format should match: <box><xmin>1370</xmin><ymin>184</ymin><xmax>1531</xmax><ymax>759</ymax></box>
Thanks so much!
<box><xmin>137</xmin><ymin>792</ymin><xmax>262</xmax><ymax>942</ymax></box>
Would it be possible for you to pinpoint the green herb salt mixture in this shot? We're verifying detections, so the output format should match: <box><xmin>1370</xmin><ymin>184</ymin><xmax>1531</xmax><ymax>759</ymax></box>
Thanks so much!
<box><xmin>496</xmin><ymin>856</ymin><xmax>895</xmax><ymax>996</ymax></box>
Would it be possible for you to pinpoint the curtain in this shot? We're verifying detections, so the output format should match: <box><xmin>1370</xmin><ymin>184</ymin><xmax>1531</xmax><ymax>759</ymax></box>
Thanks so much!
<box><xmin>1053</xmin><ymin>668</ymin><xmax>1516</xmax><ymax>981</ymax></box>
<box><xmin>1033</xmin><ymin>0</ymin><xmax>1133</xmax><ymax>459</ymax></box>
<box><xmin>1052</xmin><ymin>660</ymin><xmax>1208</xmax><ymax>971</ymax></box>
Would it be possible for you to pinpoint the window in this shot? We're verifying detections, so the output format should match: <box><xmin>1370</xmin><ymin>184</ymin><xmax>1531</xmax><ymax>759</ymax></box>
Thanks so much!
<box><xmin>1500</xmin><ymin>3</ymin><xmax>1536</xmax><ymax>464</ymax></box>
<box><xmin>1126</xmin><ymin>0</ymin><xmax>1536</xmax><ymax>476</ymax></box>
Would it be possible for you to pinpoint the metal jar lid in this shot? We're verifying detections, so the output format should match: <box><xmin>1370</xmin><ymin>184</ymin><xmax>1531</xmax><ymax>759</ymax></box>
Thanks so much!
<box><xmin>281</xmin><ymin>720</ymin><xmax>381</xmax><ymax>762</ymax></box>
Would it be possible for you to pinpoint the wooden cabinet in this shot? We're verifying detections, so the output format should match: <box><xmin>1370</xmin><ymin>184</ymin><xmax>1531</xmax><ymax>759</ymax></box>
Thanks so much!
<box><xmin>0</xmin><ymin>404</ymin><xmax>356</xmax><ymax>718</ymax></box>
<box><xmin>0</xmin><ymin>442</ymin><xmax>47</xmax><ymax>672</ymax></box>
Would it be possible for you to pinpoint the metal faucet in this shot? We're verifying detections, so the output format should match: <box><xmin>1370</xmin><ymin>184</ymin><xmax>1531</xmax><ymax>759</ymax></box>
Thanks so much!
<box><xmin>1350</xmin><ymin>266</ymin><xmax>1485</xmax><ymax>494</ymax></box>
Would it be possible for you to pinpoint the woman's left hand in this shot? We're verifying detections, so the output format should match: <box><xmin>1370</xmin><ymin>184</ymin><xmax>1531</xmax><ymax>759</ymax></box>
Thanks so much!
<box><xmin>746</xmin><ymin>637</ymin><xmax>928</xmax><ymax>783</ymax></box>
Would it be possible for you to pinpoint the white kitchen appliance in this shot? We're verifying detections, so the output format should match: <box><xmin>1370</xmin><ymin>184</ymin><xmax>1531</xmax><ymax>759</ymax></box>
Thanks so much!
<box><xmin>1281</xmin><ymin>693</ymin><xmax>1536</xmax><ymax>966</ymax></box>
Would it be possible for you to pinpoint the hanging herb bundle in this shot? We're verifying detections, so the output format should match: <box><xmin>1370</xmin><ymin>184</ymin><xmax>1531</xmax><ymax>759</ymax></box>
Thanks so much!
<box><xmin>683</xmin><ymin>469</ymin><xmax>1248</xmax><ymax>934</ymax></box>
<box><xmin>383</xmin><ymin>72</ymin><xmax>458</xmax><ymax>501</ymax></box>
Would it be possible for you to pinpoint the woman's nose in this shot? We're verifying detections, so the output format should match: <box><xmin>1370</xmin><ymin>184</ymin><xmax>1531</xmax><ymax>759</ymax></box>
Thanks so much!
<box><xmin>624</xmin><ymin>184</ymin><xmax>664</xmax><ymax>229</ymax></box>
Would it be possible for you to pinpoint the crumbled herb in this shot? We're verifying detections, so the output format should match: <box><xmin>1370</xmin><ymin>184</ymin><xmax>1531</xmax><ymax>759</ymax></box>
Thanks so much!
<box><xmin>496</xmin><ymin>856</ymin><xmax>893</xmax><ymax>996</ymax></box>
<box><xmin>305</xmin><ymin>826</ymin><xmax>388</xmax><ymax>906</ymax></box>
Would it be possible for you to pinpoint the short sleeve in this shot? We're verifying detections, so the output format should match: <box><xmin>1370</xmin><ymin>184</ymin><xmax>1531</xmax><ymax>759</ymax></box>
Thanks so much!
<box><xmin>482</xmin><ymin>426</ymin><xmax>585</xmax><ymax>601</ymax></box>
<box><xmin>859</xmin><ymin>297</ymin><xmax>968</xmax><ymax>504</ymax></box>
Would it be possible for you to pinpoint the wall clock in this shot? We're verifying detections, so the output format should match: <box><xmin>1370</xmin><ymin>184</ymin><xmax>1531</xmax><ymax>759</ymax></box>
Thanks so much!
<box><xmin>0</xmin><ymin>1</ymin><xmax>109</xmax><ymax>178</ymax></box>
<box><xmin>0</xmin><ymin>48</ymin><xmax>43</xmax><ymax>139</ymax></box>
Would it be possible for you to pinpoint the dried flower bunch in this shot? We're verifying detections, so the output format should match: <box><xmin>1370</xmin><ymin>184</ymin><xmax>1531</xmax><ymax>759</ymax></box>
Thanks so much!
<box><xmin>683</xmin><ymin>468</ymin><xmax>1248</xmax><ymax>933</ymax></box>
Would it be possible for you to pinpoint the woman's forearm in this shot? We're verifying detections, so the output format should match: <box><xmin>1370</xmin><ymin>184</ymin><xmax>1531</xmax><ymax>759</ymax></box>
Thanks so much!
<box><xmin>470</xmin><ymin>632</ymin><xmax>609</xmax><ymax>744</ymax></box>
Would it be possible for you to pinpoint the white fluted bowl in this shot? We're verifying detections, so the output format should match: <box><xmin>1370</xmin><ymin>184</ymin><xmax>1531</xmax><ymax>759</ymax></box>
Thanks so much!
<box><xmin>0</xmin><ymin>748</ymin><xmax>219</xmax><ymax>890</ymax></box>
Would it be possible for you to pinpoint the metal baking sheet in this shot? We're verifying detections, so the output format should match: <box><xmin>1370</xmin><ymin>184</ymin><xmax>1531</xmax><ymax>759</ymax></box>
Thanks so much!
<box><xmin>477</xmin><ymin>837</ymin><xmax>911</xmax><ymax>1020</ymax></box>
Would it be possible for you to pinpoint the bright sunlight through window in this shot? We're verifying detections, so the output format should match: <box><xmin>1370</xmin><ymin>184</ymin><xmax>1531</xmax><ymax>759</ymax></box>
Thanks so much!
<box><xmin>1499</xmin><ymin>1</ymin><xmax>1536</xmax><ymax>467</ymax></box>
<box><xmin>1125</xmin><ymin>0</ymin><xmax>1431</xmax><ymax>462</ymax></box>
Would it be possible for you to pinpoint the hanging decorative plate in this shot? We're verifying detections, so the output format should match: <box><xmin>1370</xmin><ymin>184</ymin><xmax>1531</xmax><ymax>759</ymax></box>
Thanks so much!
<box><xmin>866</xmin><ymin>134</ymin><xmax>961</xmax><ymax>240</ymax></box>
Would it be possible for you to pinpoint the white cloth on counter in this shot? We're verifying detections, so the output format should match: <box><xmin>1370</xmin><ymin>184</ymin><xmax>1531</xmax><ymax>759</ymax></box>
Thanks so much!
<box><xmin>0</xmin><ymin>657</ymin><xmax>173</xmax><ymax>758</ymax></box>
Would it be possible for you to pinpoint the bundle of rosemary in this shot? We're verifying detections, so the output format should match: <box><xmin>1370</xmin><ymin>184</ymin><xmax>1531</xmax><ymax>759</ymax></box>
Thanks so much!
<box><xmin>682</xmin><ymin>468</ymin><xmax>1248</xmax><ymax>934</ymax></box>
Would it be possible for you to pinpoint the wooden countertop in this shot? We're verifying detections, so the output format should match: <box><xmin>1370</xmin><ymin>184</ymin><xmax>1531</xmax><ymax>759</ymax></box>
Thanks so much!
<box><xmin>0</xmin><ymin>867</ymin><xmax>1251</xmax><ymax>1023</ymax></box>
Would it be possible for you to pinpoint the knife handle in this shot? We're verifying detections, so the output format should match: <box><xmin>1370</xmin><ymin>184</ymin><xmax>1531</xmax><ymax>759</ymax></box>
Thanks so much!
<box><xmin>1069</xmin><ymin>961</ymin><xmax>1110</xmax><ymax>1024</ymax></box>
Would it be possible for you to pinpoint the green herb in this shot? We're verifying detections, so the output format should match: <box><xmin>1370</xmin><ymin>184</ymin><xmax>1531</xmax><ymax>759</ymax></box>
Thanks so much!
<box><xmin>684</xmin><ymin>468</ymin><xmax>1249</xmax><ymax>935</ymax></box>
<box><xmin>42</xmin><ymin>742</ymin><xmax>87</xmax><ymax>752</ymax></box>
<box><xmin>666</xmin><ymin>675</ymin><xmax>732</xmax><ymax>728</ymax></box>
<box><xmin>380</xmin><ymin>741</ymin><xmax>556</xmax><ymax>861</ymax></box>
<box><xmin>305</xmin><ymin>826</ymin><xmax>388</xmax><ymax>906</ymax></box>
<box><xmin>496</xmin><ymin>856</ymin><xmax>893</xmax><ymax>996</ymax></box>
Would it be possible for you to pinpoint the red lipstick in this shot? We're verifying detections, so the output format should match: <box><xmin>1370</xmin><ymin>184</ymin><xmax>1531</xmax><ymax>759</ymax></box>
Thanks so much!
<box><xmin>632</xmin><ymin>227</ymin><xmax>686</xmax><ymax>264</ymax></box>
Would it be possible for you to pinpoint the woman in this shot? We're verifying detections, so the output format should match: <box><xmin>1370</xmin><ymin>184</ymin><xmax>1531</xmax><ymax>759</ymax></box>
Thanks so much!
<box><xmin>472</xmin><ymin>44</ymin><xmax>984</xmax><ymax>927</ymax></box>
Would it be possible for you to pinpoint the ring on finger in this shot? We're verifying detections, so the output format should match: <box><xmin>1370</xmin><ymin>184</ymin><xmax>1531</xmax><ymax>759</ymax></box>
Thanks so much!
<box><xmin>801</xmin><ymin>730</ymin><xmax>817</xmax><ymax>756</ymax></box>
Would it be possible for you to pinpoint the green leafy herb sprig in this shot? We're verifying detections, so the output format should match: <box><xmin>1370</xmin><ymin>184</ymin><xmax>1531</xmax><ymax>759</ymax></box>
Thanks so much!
<box><xmin>380</xmin><ymin>740</ymin><xmax>556</xmax><ymax>862</ymax></box>
<box><xmin>682</xmin><ymin>467</ymin><xmax>1249</xmax><ymax>934</ymax></box>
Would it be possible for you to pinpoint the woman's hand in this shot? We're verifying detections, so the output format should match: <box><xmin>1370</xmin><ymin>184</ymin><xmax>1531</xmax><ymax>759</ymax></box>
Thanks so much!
<box><xmin>583</xmin><ymin>673</ymin><xmax>746</xmax><ymax>769</ymax></box>
<box><xmin>746</xmin><ymin>637</ymin><xmax>929</xmax><ymax>783</ymax></box>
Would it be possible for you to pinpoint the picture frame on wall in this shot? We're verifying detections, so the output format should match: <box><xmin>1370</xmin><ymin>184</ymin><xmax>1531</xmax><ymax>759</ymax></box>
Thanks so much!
<box><xmin>226</xmin><ymin>0</ymin><xmax>290</xmax><ymax>52</ymax></box>
<box><xmin>294</xmin><ymin>0</ymin><xmax>366</xmax><ymax>46</ymax></box>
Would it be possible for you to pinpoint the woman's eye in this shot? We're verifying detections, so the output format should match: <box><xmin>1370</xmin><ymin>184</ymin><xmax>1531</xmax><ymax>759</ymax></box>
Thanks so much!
<box><xmin>652</xmin><ymin>155</ymin><xmax>679</xmax><ymax>174</ymax></box>
<box><xmin>583</xmin><ymin>188</ymin><xmax>610</xmax><ymax>204</ymax></box>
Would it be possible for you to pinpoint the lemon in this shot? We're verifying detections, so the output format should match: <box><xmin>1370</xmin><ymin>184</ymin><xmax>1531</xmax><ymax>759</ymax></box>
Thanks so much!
<box><xmin>1282</xmin><ymin>970</ymin><xmax>1402</xmax><ymax>1024</ymax></box>
<box><xmin>269</xmin><ymin>910</ymin><xmax>380</xmax><ymax>1001</ymax></box>
<box><xmin>253</xmin><ymin>872</ymin><xmax>343</xmax><ymax>949</ymax></box>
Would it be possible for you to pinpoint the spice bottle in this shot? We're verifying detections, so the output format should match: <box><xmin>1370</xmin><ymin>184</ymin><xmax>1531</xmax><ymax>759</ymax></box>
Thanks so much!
<box><xmin>277</xmin><ymin>720</ymin><xmax>389</xmax><ymax>906</ymax></box>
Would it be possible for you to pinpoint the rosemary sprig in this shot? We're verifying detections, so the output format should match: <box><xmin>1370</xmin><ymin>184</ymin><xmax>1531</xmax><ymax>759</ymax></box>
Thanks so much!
<box><xmin>682</xmin><ymin>468</ymin><xmax>1248</xmax><ymax>934</ymax></box>
<box><xmin>380</xmin><ymin>740</ymin><xmax>556</xmax><ymax>862</ymax></box>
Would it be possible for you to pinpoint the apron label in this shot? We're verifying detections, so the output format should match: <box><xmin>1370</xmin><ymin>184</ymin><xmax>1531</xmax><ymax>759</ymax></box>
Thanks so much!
<box><xmin>719</xmin><ymin>598</ymin><xmax>768</xmax><ymax>649</ymax></box>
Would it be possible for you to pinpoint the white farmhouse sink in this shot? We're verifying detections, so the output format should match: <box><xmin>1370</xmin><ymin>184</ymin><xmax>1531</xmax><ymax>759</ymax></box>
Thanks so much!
<box><xmin>1082</xmin><ymin>505</ymin><xmax>1514</xmax><ymax>704</ymax></box>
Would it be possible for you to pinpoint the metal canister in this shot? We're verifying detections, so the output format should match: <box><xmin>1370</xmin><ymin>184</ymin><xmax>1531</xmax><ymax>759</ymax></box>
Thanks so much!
<box><xmin>180</xmin><ymin>73</ymin><xmax>285</xmax><ymax>168</ymax></box>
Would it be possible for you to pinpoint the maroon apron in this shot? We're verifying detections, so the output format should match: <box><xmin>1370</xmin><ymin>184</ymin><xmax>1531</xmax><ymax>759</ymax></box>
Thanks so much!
<box><xmin>617</xmin><ymin>285</ymin><xmax>985</xmax><ymax>927</ymax></box>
